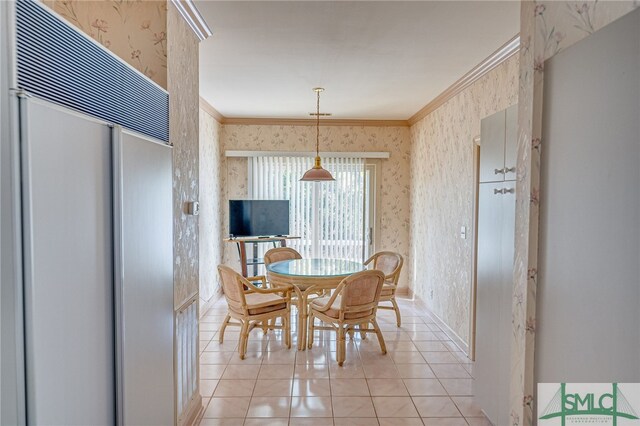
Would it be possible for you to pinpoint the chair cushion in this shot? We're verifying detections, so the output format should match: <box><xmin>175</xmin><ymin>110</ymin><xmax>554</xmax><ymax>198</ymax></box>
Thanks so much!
<box><xmin>310</xmin><ymin>296</ymin><xmax>374</xmax><ymax>320</ymax></box>
<box><xmin>245</xmin><ymin>292</ymin><xmax>287</xmax><ymax>316</ymax></box>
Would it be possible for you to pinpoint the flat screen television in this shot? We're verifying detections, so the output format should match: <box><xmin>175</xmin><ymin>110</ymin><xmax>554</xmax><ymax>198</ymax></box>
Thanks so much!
<box><xmin>229</xmin><ymin>200</ymin><xmax>290</xmax><ymax>237</ymax></box>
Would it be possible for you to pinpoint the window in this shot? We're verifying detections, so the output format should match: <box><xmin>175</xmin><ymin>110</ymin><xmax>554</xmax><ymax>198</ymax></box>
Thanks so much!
<box><xmin>249</xmin><ymin>156</ymin><xmax>373</xmax><ymax>262</ymax></box>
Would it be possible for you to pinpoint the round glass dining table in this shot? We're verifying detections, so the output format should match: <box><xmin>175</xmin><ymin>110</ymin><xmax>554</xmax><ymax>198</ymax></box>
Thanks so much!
<box><xmin>266</xmin><ymin>258</ymin><xmax>366</xmax><ymax>350</ymax></box>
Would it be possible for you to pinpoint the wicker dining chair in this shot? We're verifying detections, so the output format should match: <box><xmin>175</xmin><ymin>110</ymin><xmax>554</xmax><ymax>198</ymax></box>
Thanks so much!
<box><xmin>307</xmin><ymin>270</ymin><xmax>387</xmax><ymax>366</ymax></box>
<box><xmin>264</xmin><ymin>246</ymin><xmax>330</xmax><ymax>302</ymax></box>
<box><xmin>264</xmin><ymin>247</ymin><xmax>305</xmax><ymax>298</ymax></box>
<box><xmin>364</xmin><ymin>251</ymin><xmax>404</xmax><ymax>326</ymax></box>
<box><xmin>217</xmin><ymin>265</ymin><xmax>292</xmax><ymax>359</ymax></box>
<box><xmin>264</xmin><ymin>247</ymin><xmax>302</xmax><ymax>265</ymax></box>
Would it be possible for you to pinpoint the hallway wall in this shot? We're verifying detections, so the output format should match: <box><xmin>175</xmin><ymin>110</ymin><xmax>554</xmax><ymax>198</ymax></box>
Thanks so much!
<box><xmin>409</xmin><ymin>55</ymin><xmax>519</xmax><ymax>347</ymax></box>
<box><xmin>199</xmin><ymin>107</ymin><xmax>224</xmax><ymax>306</ymax></box>
<box><xmin>167</xmin><ymin>2</ymin><xmax>200</xmax><ymax>310</ymax></box>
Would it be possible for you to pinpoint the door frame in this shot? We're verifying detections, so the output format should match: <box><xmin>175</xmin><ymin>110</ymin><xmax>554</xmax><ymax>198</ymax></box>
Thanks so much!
<box><xmin>363</xmin><ymin>163</ymin><xmax>377</xmax><ymax>261</ymax></box>
<box><xmin>469</xmin><ymin>135</ymin><xmax>481</xmax><ymax>361</ymax></box>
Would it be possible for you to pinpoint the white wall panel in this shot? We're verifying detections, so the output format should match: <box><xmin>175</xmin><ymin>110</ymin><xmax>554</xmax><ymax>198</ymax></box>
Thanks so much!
<box><xmin>537</xmin><ymin>8</ymin><xmax>640</xmax><ymax>383</ymax></box>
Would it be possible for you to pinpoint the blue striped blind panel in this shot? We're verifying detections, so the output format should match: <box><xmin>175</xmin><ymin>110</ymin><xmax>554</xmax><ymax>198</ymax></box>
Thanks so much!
<box><xmin>15</xmin><ymin>0</ymin><xmax>169</xmax><ymax>142</ymax></box>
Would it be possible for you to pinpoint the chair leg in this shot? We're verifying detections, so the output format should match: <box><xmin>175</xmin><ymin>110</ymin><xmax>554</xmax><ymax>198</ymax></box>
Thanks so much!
<box><xmin>390</xmin><ymin>297</ymin><xmax>402</xmax><ymax>327</ymax></box>
<box><xmin>239</xmin><ymin>320</ymin><xmax>249</xmax><ymax>360</ymax></box>
<box><xmin>372</xmin><ymin>318</ymin><xmax>387</xmax><ymax>354</ymax></box>
<box><xmin>359</xmin><ymin>322</ymin><xmax>368</xmax><ymax>340</ymax></box>
<box><xmin>297</xmin><ymin>304</ymin><xmax>306</xmax><ymax>351</ymax></box>
<box><xmin>262</xmin><ymin>319</ymin><xmax>269</xmax><ymax>335</ymax></box>
<box><xmin>307</xmin><ymin>314</ymin><xmax>315</xmax><ymax>349</ymax></box>
<box><xmin>284</xmin><ymin>312</ymin><xmax>291</xmax><ymax>349</ymax></box>
<box><xmin>337</xmin><ymin>326</ymin><xmax>346</xmax><ymax>366</ymax></box>
<box><xmin>219</xmin><ymin>314</ymin><xmax>231</xmax><ymax>343</ymax></box>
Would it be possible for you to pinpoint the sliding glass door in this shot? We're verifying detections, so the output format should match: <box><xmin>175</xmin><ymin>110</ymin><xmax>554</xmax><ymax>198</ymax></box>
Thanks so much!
<box><xmin>250</xmin><ymin>156</ymin><xmax>371</xmax><ymax>262</ymax></box>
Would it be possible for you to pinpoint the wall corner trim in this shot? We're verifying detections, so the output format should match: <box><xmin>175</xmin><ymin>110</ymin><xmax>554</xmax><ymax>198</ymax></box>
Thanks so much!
<box><xmin>199</xmin><ymin>96</ymin><xmax>224</xmax><ymax>123</ymax></box>
<box><xmin>170</xmin><ymin>0</ymin><xmax>212</xmax><ymax>42</ymax></box>
<box><xmin>408</xmin><ymin>34</ymin><xmax>520</xmax><ymax>126</ymax></box>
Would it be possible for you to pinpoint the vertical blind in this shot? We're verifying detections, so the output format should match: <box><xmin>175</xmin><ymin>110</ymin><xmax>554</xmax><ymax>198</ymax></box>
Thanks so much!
<box><xmin>250</xmin><ymin>156</ymin><xmax>366</xmax><ymax>262</ymax></box>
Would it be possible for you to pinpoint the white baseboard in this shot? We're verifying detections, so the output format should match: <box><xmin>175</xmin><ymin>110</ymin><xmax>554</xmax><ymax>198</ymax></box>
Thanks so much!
<box><xmin>179</xmin><ymin>393</ymin><xmax>203</xmax><ymax>426</ymax></box>
<box><xmin>199</xmin><ymin>292</ymin><xmax>222</xmax><ymax>318</ymax></box>
<box><xmin>413</xmin><ymin>294</ymin><xmax>470</xmax><ymax>358</ymax></box>
<box><xmin>395</xmin><ymin>287</ymin><xmax>410</xmax><ymax>297</ymax></box>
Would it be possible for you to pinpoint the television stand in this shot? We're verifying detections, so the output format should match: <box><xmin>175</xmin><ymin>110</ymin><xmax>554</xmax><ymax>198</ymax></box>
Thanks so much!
<box><xmin>223</xmin><ymin>236</ymin><xmax>301</xmax><ymax>277</ymax></box>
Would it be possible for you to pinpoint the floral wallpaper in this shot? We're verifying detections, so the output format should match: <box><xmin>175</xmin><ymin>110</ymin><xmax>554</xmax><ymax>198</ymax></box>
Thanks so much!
<box><xmin>199</xmin><ymin>108</ymin><xmax>223</xmax><ymax>306</ymax></box>
<box><xmin>168</xmin><ymin>2</ymin><xmax>200</xmax><ymax>310</ymax></box>
<box><xmin>42</xmin><ymin>0</ymin><xmax>168</xmax><ymax>88</ymax></box>
<box><xmin>220</xmin><ymin>124</ymin><xmax>413</xmax><ymax>291</ymax></box>
<box><xmin>511</xmin><ymin>1</ymin><xmax>639</xmax><ymax>425</ymax></box>
<box><xmin>410</xmin><ymin>55</ymin><xmax>519</xmax><ymax>347</ymax></box>
<box><xmin>535</xmin><ymin>0</ymin><xmax>640</xmax><ymax>61</ymax></box>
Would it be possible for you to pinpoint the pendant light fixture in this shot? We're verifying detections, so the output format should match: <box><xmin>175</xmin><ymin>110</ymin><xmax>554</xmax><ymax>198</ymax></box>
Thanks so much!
<box><xmin>300</xmin><ymin>87</ymin><xmax>335</xmax><ymax>182</ymax></box>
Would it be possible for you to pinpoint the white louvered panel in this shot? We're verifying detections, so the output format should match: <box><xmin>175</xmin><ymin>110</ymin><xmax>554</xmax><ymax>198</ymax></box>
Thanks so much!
<box><xmin>176</xmin><ymin>299</ymin><xmax>198</xmax><ymax>419</ymax></box>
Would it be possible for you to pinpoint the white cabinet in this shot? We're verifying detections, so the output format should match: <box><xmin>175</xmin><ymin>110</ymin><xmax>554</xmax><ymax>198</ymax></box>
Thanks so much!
<box><xmin>474</xmin><ymin>105</ymin><xmax>517</xmax><ymax>425</ymax></box>
<box><xmin>479</xmin><ymin>105</ymin><xmax>517</xmax><ymax>183</ymax></box>
<box><xmin>20</xmin><ymin>98</ymin><xmax>175</xmax><ymax>425</ymax></box>
<box><xmin>21</xmin><ymin>99</ymin><xmax>116</xmax><ymax>424</ymax></box>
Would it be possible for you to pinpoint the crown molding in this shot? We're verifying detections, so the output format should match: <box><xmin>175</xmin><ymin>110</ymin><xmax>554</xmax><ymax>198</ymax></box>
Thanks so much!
<box><xmin>408</xmin><ymin>34</ymin><xmax>520</xmax><ymax>126</ymax></box>
<box><xmin>199</xmin><ymin>96</ymin><xmax>224</xmax><ymax>123</ymax></box>
<box><xmin>199</xmin><ymin>97</ymin><xmax>408</xmax><ymax>126</ymax></box>
<box><xmin>221</xmin><ymin>117</ymin><xmax>410</xmax><ymax>127</ymax></box>
<box><xmin>226</xmin><ymin>150</ymin><xmax>390</xmax><ymax>159</ymax></box>
<box><xmin>170</xmin><ymin>0</ymin><xmax>212</xmax><ymax>41</ymax></box>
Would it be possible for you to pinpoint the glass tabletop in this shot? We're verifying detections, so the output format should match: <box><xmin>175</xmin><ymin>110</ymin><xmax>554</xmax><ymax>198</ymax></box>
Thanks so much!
<box><xmin>266</xmin><ymin>258</ymin><xmax>366</xmax><ymax>278</ymax></box>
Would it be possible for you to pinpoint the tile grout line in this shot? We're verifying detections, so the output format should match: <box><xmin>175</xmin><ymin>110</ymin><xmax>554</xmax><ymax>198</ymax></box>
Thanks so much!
<box><xmin>199</xmin><ymin>300</ymin><xmax>480</xmax><ymax>424</ymax></box>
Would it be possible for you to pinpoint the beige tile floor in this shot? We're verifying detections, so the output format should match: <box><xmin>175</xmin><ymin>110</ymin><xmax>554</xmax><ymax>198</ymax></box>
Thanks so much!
<box><xmin>197</xmin><ymin>297</ymin><xmax>490</xmax><ymax>426</ymax></box>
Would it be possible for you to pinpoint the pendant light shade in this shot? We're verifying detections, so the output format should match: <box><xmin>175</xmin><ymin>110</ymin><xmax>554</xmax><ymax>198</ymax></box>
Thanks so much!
<box><xmin>301</xmin><ymin>88</ymin><xmax>335</xmax><ymax>182</ymax></box>
<box><xmin>300</xmin><ymin>156</ymin><xmax>335</xmax><ymax>181</ymax></box>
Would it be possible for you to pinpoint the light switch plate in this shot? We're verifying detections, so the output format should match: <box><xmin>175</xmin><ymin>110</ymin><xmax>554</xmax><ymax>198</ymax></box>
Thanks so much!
<box><xmin>460</xmin><ymin>226</ymin><xmax>467</xmax><ymax>239</ymax></box>
<box><xmin>187</xmin><ymin>201</ymin><xmax>200</xmax><ymax>216</ymax></box>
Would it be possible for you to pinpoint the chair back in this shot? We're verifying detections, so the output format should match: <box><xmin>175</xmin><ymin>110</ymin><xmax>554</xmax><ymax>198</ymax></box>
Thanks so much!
<box><xmin>338</xmin><ymin>270</ymin><xmax>385</xmax><ymax>318</ymax></box>
<box><xmin>368</xmin><ymin>251</ymin><xmax>403</xmax><ymax>285</ymax></box>
<box><xmin>217</xmin><ymin>265</ymin><xmax>248</xmax><ymax>314</ymax></box>
<box><xmin>264</xmin><ymin>247</ymin><xmax>302</xmax><ymax>265</ymax></box>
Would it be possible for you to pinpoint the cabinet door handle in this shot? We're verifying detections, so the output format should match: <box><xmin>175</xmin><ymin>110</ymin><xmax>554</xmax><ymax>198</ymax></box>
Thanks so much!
<box><xmin>504</xmin><ymin>167</ymin><xmax>516</xmax><ymax>174</ymax></box>
<box><xmin>494</xmin><ymin>168</ymin><xmax>505</xmax><ymax>175</ymax></box>
<box><xmin>494</xmin><ymin>188</ymin><xmax>514</xmax><ymax>195</ymax></box>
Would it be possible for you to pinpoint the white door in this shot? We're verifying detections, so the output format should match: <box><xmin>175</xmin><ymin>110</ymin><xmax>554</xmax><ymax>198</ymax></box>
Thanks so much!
<box><xmin>114</xmin><ymin>128</ymin><xmax>174</xmax><ymax>425</ymax></box>
<box><xmin>21</xmin><ymin>98</ymin><xmax>115</xmax><ymax>425</ymax></box>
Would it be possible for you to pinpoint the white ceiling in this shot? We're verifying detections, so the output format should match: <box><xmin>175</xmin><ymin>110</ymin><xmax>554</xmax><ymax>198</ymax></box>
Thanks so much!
<box><xmin>196</xmin><ymin>1</ymin><xmax>520</xmax><ymax>120</ymax></box>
